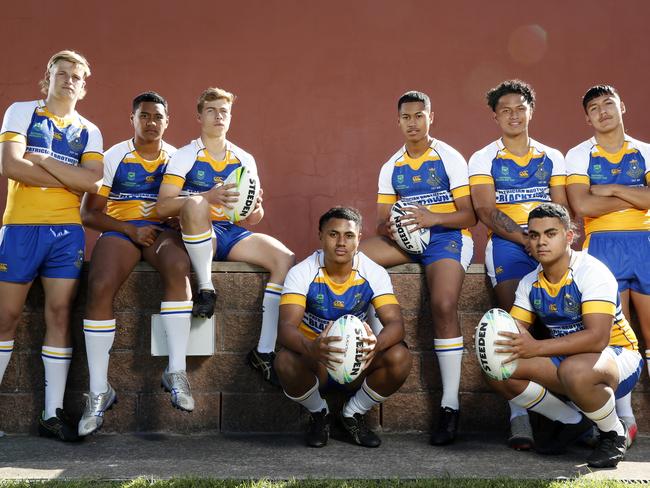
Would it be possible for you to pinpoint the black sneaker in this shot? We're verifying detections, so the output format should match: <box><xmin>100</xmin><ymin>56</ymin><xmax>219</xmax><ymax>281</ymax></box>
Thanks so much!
<box><xmin>339</xmin><ymin>413</ymin><xmax>381</xmax><ymax>448</ymax></box>
<box><xmin>192</xmin><ymin>289</ymin><xmax>216</xmax><ymax>318</ymax></box>
<box><xmin>38</xmin><ymin>409</ymin><xmax>81</xmax><ymax>442</ymax></box>
<box><xmin>587</xmin><ymin>421</ymin><xmax>628</xmax><ymax>468</ymax></box>
<box><xmin>306</xmin><ymin>408</ymin><xmax>331</xmax><ymax>448</ymax></box>
<box><xmin>247</xmin><ymin>348</ymin><xmax>280</xmax><ymax>386</ymax></box>
<box><xmin>430</xmin><ymin>407</ymin><xmax>459</xmax><ymax>446</ymax></box>
<box><xmin>536</xmin><ymin>415</ymin><xmax>593</xmax><ymax>455</ymax></box>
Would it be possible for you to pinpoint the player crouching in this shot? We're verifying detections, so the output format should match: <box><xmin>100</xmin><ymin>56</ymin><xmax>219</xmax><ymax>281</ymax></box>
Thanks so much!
<box><xmin>486</xmin><ymin>203</ymin><xmax>643</xmax><ymax>468</ymax></box>
<box><xmin>275</xmin><ymin>207</ymin><xmax>412</xmax><ymax>447</ymax></box>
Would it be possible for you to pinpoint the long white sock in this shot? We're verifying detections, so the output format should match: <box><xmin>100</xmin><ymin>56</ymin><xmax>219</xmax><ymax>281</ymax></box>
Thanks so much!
<box><xmin>616</xmin><ymin>392</ymin><xmax>634</xmax><ymax>421</ymax></box>
<box><xmin>161</xmin><ymin>301</ymin><xmax>193</xmax><ymax>372</ymax></box>
<box><xmin>645</xmin><ymin>349</ymin><xmax>650</xmax><ymax>378</ymax></box>
<box><xmin>83</xmin><ymin>319</ymin><xmax>116</xmax><ymax>394</ymax></box>
<box><xmin>257</xmin><ymin>283</ymin><xmax>282</xmax><ymax>353</ymax></box>
<box><xmin>0</xmin><ymin>340</ymin><xmax>14</xmax><ymax>384</ymax></box>
<box><xmin>434</xmin><ymin>336</ymin><xmax>463</xmax><ymax>410</ymax></box>
<box><xmin>182</xmin><ymin>230</ymin><xmax>215</xmax><ymax>291</ymax></box>
<box><xmin>584</xmin><ymin>393</ymin><xmax>624</xmax><ymax>435</ymax></box>
<box><xmin>366</xmin><ymin>304</ymin><xmax>383</xmax><ymax>335</ymax></box>
<box><xmin>42</xmin><ymin>345</ymin><xmax>72</xmax><ymax>419</ymax></box>
<box><xmin>342</xmin><ymin>379</ymin><xmax>388</xmax><ymax>417</ymax></box>
<box><xmin>285</xmin><ymin>378</ymin><xmax>328</xmax><ymax>413</ymax></box>
<box><xmin>509</xmin><ymin>400</ymin><xmax>529</xmax><ymax>420</ymax></box>
<box><xmin>511</xmin><ymin>381</ymin><xmax>582</xmax><ymax>424</ymax></box>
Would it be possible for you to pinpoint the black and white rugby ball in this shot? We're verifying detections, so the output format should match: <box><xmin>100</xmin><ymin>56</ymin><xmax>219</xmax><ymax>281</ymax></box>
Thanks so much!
<box><xmin>324</xmin><ymin>314</ymin><xmax>371</xmax><ymax>384</ymax></box>
<box><xmin>390</xmin><ymin>200</ymin><xmax>430</xmax><ymax>255</ymax></box>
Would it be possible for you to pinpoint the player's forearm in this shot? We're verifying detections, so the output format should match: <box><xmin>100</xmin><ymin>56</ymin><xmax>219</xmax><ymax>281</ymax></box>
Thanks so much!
<box><xmin>81</xmin><ymin>209</ymin><xmax>136</xmax><ymax>235</ymax></box>
<box><xmin>156</xmin><ymin>196</ymin><xmax>187</xmax><ymax>218</ymax></box>
<box><xmin>535</xmin><ymin>330</ymin><xmax>609</xmax><ymax>357</ymax></box>
<box><xmin>1</xmin><ymin>156</ymin><xmax>66</xmax><ymax>187</ymax></box>
<box><xmin>39</xmin><ymin>158</ymin><xmax>101</xmax><ymax>193</ymax></box>
<box><xmin>610</xmin><ymin>186</ymin><xmax>650</xmax><ymax>209</ymax></box>
<box><xmin>569</xmin><ymin>193</ymin><xmax>632</xmax><ymax>218</ymax></box>
<box><xmin>277</xmin><ymin>323</ymin><xmax>309</xmax><ymax>355</ymax></box>
<box><xmin>434</xmin><ymin>208</ymin><xmax>477</xmax><ymax>230</ymax></box>
<box><xmin>477</xmin><ymin>207</ymin><xmax>527</xmax><ymax>245</ymax></box>
<box><xmin>245</xmin><ymin>207</ymin><xmax>264</xmax><ymax>226</ymax></box>
<box><xmin>375</xmin><ymin>321</ymin><xmax>405</xmax><ymax>352</ymax></box>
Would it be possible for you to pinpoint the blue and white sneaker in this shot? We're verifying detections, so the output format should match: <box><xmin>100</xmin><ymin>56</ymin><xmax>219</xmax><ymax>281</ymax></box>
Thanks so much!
<box><xmin>78</xmin><ymin>383</ymin><xmax>117</xmax><ymax>437</ymax></box>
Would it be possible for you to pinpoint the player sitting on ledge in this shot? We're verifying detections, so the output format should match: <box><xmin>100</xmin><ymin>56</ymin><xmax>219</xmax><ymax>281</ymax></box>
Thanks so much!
<box><xmin>487</xmin><ymin>202</ymin><xmax>643</xmax><ymax>468</ymax></box>
<box><xmin>275</xmin><ymin>207</ymin><xmax>412</xmax><ymax>448</ymax></box>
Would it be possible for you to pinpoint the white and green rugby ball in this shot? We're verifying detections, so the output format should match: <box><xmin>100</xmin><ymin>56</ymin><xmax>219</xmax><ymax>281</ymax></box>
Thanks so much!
<box><xmin>324</xmin><ymin>314</ymin><xmax>371</xmax><ymax>384</ymax></box>
<box><xmin>222</xmin><ymin>166</ymin><xmax>260</xmax><ymax>223</ymax></box>
<box><xmin>475</xmin><ymin>308</ymin><xmax>520</xmax><ymax>381</ymax></box>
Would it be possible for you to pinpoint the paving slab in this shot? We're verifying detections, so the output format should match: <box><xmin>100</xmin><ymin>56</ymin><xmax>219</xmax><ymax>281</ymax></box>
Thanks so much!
<box><xmin>0</xmin><ymin>432</ymin><xmax>648</xmax><ymax>481</ymax></box>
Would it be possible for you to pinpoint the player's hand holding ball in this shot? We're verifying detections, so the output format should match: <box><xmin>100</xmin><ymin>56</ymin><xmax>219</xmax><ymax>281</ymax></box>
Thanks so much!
<box><xmin>309</xmin><ymin>321</ymin><xmax>345</xmax><ymax>368</ymax></box>
<box><xmin>399</xmin><ymin>204</ymin><xmax>440</xmax><ymax>231</ymax></box>
<box><xmin>359</xmin><ymin>322</ymin><xmax>378</xmax><ymax>366</ymax></box>
<box><xmin>205</xmin><ymin>182</ymin><xmax>239</xmax><ymax>208</ymax></box>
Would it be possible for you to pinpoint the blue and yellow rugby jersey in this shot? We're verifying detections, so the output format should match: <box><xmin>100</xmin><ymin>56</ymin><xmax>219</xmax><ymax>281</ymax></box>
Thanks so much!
<box><xmin>377</xmin><ymin>139</ymin><xmax>471</xmax><ymax>236</ymax></box>
<box><xmin>565</xmin><ymin>136</ymin><xmax>650</xmax><ymax>237</ymax></box>
<box><xmin>0</xmin><ymin>100</ymin><xmax>103</xmax><ymax>225</ymax></box>
<box><xmin>468</xmin><ymin>139</ymin><xmax>566</xmax><ymax>227</ymax></box>
<box><xmin>162</xmin><ymin>138</ymin><xmax>258</xmax><ymax>221</ymax></box>
<box><xmin>280</xmin><ymin>251</ymin><xmax>399</xmax><ymax>340</ymax></box>
<box><xmin>511</xmin><ymin>251</ymin><xmax>637</xmax><ymax>351</ymax></box>
<box><xmin>98</xmin><ymin>139</ymin><xmax>176</xmax><ymax>222</ymax></box>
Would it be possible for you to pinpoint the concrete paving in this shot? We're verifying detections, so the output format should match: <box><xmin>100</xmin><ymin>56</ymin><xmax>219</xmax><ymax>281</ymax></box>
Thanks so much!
<box><xmin>0</xmin><ymin>431</ymin><xmax>649</xmax><ymax>481</ymax></box>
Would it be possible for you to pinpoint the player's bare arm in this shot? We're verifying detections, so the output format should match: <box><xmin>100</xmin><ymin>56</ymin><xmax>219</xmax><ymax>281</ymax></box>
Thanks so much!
<box><xmin>0</xmin><ymin>140</ymin><xmax>65</xmax><ymax>187</ymax></box>
<box><xmin>567</xmin><ymin>182</ymin><xmax>632</xmax><ymax>218</ymax></box>
<box><xmin>25</xmin><ymin>151</ymin><xmax>103</xmax><ymax>194</ymax></box>
<box><xmin>590</xmin><ymin>183</ymin><xmax>650</xmax><ymax>209</ymax></box>
<box><xmin>243</xmin><ymin>187</ymin><xmax>264</xmax><ymax>226</ymax></box>
<box><xmin>400</xmin><ymin>195</ymin><xmax>477</xmax><ymax>232</ymax></box>
<box><xmin>375</xmin><ymin>203</ymin><xmax>393</xmax><ymax>237</ymax></box>
<box><xmin>472</xmin><ymin>183</ymin><xmax>527</xmax><ymax>246</ymax></box>
<box><xmin>156</xmin><ymin>182</ymin><xmax>239</xmax><ymax>219</ymax></box>
<box><xmin>549</xmin><ymin>185</ymin><xmax>570</xmax><ymax>212</ymax></box>
<box><xmin>373</xmin><ymin>303</ymin><xmax>405</xmax><ymax>352</ymax></box>
<box><xmin>81</xmin><ymin>193</ymin><xmax>161</xmax><ymax>247</ymax></box>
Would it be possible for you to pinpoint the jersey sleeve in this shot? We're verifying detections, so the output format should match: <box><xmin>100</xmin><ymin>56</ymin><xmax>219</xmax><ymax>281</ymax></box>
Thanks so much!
<box><xmin>162</xmin><ymin>146</ymin><xmax>196</xmax><ymax>188</ymax></box>
<box><xmin>547</xmin><ymin>148</ymin><xmax>567</xmax><ymax>187</ymax></box>
<box><xmin>98</xmin><ymin>144</ymin><xmax>124</xmax><ymax>197</ymax></box>
<box><xmin>468</xmin><ymin>150</ymin><xmax>494</xmax><ymax>186</ymax></box>
<box><xmin>360</xmin><ymin>255</ymin><xmax>399</xmax><ymax>309</ymax></box>
<box><xmin>280</xmin><ymin>256</ymin><xmax>315</xmax><ymax>308</ymax></box>
<box><xmin>81</xmin><ymin>122</ymin><xmax>104</xmax><ymax>164</ymax></box>
<box><xmin>510</xmin><ymin>272</ymin><xmax>536</xmax><ymax>324</ymax></box>
<box><xmin>565</xmin><ymin>144</ymin><xmax>590</xmax><ymax>186</ymax></box>
<box><xmin>440</xmin><ymin>144</ymin><xmax>470</xmax><ymax>199</ymax></box>
<box><xmin>377</xmin><ymin>160</ymin><xmax>397</xmax><ymax>204</ymax></box>
<box><xmin>0</xmin><ymin>101</ymin><xmax>35</xmax><ymax>144</ymax></box>
<box><xmin>577</xmin><ymin>257</ymin><xmax>618</xmax><ymax>316</ymax></box>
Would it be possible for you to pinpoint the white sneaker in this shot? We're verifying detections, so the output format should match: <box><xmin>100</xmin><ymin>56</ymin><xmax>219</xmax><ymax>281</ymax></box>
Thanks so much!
<box><xmin>161</xmin><ymin>369</ymin><xmax>195</xmax><ymax>412</ymax></box>
<box><xmin>78</xmin><ymin>383</ymin><xmax>117</xmax><ymax>436</ymax></box>
<box><xmin>620</xmin><ymin>416</ymin><xmax>637</xmax><ymax>448</ymax></box>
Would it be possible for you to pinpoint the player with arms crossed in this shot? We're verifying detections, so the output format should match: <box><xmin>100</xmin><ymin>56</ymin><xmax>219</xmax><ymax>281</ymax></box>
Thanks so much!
<box><xmin>157</xmin><ymin>87</ymin><xmax>294</xmax><ymax>385</ymax></box>
<box><xmin>360</xmin><ymin>91</ymin><xmax>475</xmax><ymax>445</ymax></box>
<box><xmin>78</xmin><ymin>92</ymin><xmax>194</xmax><ymax>437</ymax></box>
<box><xmin>468</xmin><ymin>80</ymin><xmax>569</xmax><ymax>450</ymax></box>
<box><xmin>565</xmin><ymin>85</ymin><xmax>650</xmax><ymax>444</ymax></box>
<box><xmin>489</xmin><ymin>202</ymin><xmax>642</xmax><ymax>467</ymax></box>
<box><xmin>275</xmin><ymin>207</ymin><xmax>412</xmax><ymax>447</ymax></box>
<box><xmin>0</xmin><ymin>50</ymin><xmax>103</xmax><ymax>441</ymax></box>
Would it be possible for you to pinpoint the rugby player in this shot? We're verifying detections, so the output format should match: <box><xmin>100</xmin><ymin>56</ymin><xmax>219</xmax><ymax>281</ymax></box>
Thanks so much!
<box><xmin>468</xmin><ymin>80</ymin><xmax>569</xmax><ymax>450</ymax></box>
<box><xmin>0</xmin><ymin>50</ymin><xmax>103</xmax><ymax>441</ymax></box>
<box><xmin>78</xmin><ymin>92</ymin><xmax>194</xmax><ymax>437</ymax></box>
<box><xmin>489</xmin><ymin>202</ymin><xmax>642</xmax><ymax>468</ymax></box>
<box><xmin>156</xmin><ymin>87</ymin><xmax>294</xmax><ymax>386</ymax></box>
<box><xmin>275</xmin><ymin>207</ymin><xmax>412</xmax><ymax>447</ymax></box>
<box><xmin>565</xmin><ymin>84</ymin><xmax>650</xmax><ymax>445</ymax></box>
<box><xmin>359</xmin><ymin>91</ymin><xmax>475</xmax><ymax>445</ymax></box>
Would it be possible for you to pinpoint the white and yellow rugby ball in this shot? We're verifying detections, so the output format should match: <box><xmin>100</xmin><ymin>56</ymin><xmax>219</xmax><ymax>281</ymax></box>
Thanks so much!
<box><xmin>223</xmin><ymin>166</ymin><xmax>260</xmax><ymax>223</ymax></box>
<box><xmin>325</xmin><ymin>314</ymin><xmax>371</xmax><ymax>384</ymax></box>
<box><xmin>390</xmin><ymin>200</ymin><xmax>430</xmax><ymax>255</ymax></box>
<box><xmin>475</xmin><ymin>308</ymin><xmax>520</xmax><ymax>381</ymax></box>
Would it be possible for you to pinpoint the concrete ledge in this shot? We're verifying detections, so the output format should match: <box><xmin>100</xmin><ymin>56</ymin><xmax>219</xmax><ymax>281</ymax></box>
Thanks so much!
<box><xmin>1</xmin><ymin>261</ymin><xmax>647</xmax><ymax>435</ymax></box>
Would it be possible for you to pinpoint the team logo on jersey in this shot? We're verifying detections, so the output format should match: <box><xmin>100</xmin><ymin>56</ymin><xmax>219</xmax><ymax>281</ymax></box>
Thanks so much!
<box><xmin>611</xmin><ymin>168</ymin><xmax>621</xmax><ymax>175</ymax></box>
<box><xmin>28</xmin><ymin>120</ymin><xmax>51</xmax><ymax>143</ymax></box>
<box><xmin>66</xmin><ymin>127</ymin><xmax>85</xmax><ymax>153</ymax></box>
<box><xmin>519</xmin><ymin>170</ymin><xmax>529</xmax><ymax>178</ymax></box>
<box><xmin>535</xmin><ymin>164</ymin><xmax>549</xmax><ymax>182</ymax></box>
<box><xmin>501</xmin><ymin>165</ymin><xmax>509</xmax><ymax>175</ymax></box>
<box><xmin>412</xmin><ymin>175</ymin><xmax>422</xmax><ymax>183</ymax></box>
<box><xmin>626</xmin><ymin>159</ymin><xmax>643</xmax><ymax>179</ymax></box>
<box><xmin>333</xmin><ymin>300</ymin><xmax>345</xmax><ymax>309</ymax></box>
<box><xmin>0</xmin><ymin>263</ymin><xmax>7</xmax><ymax>272</ymax></box>
<box><xmin>495</xmin><ymin>266</ymin><xmax>504</xmax><ymax>275</ymax></box>
<box><xmin>53</xmin><ymin>132</ymin><xmax>62</xmax><ymax>141</ymax></box>
<box><xmin>74</xmin><ymin>250</ymin><xmax>84</xmax><ymax>270</ymax></box>
<box><xmin>214</xmin><ymin>176</ymin><xmax>223</xmax><ymax>183</ymax></box>
<box><xmin>593</xmin><ymin>164</ymin><xmax>602</xmax><ymax>173</ymax></box>
<box><xmin>397</xmin><ymin>174</ymin><xmax>404</xmax><ymax>184</ymax></box>
<box><xmin>127</xmin><ymin>172</ymin><xmax>136</xmax><ymax>181</ymax></box>
<box><xmin>145</xmin><ymin>175</ymin><xmax>155</xmax><ymax>183</ymax></box>
<box><xmin>533</xmin><ymin>298</ymin><xmax>542</xmax><ymax>308</ymax></box>
<box><xmin>549</xmin><ymin>304</ymin><xmax>558</xmax><ymax>312</ymax></box>
<box><xmin>426</xmin><ymin>168</ymin><xmax>442</xmax><ymax>187</ymax></box>
<box><xmin>563</xmin><ymin>293</ymin><xmax>579</xmax><ymax>315</ymax></box>
<box><xmin>197</xmin><ymin>170</ymin><xmax>205</xmax><ymax>180</ymax></box>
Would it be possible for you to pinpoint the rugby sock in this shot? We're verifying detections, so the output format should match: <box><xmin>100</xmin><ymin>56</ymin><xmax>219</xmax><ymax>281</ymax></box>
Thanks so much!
<box><xmin>511</xmin><ymin>381</ymin><xmax>582</xmax><ymax>424</ymax></box>
<box><xmin>42</xmin><ymin>345</ymin><xmax>72</xmax><ymax>419</ymax></box>
<box><xmin>0</xmin><ymin>340</ymin><xmax>14</xmax><ymax>383</ymax></box>
<box><xmin>161</xmin><ymin>301</ymin><xmax>193</xmax><ymax>372</ymax></box>
<box><xmin>342</xmin><ymin>379</ymin><xmax>388</xmax><ymax>417</ymax></box>
<box><xmin>645</xmin><ymin>349</ymin><xmax>650</xmax><ymax>377</ymax></box>
<box><xmin>509</xmin><ymin>400</ymin><xmax>529</xmax><ymax>421</ymax></box>
<box><xmin>83</xmin><ymin>319</ymin><xmax>116</xmax><ymax>394</ymax></box>
<box><xmin>585</xmin><ymin>393</ymin><xmax>625</xmax><ymax>436</ymax></box>
<box><xmin>434</xmin><ymin>336</ymin><xmax>463</xmax><ymax>410</ymax></box>
<box><xmin>257</xmin><ymin>283</ymin><xmax>282</xmax><ymax>353</ymax></box>
<box><xmin>182</xmin><ymin>230</ymin><xmax>215</xmax><ymax>291</ymax></box>
<box><xmin>615</xmin><ymin>392</ymin><xmax>635</xmax><ymax>422</ymax></box>
<box><xmin>285</xmin><ymin>378</ymin><xmax>328</xmax><ymax>413</ymax></box>
<box><xmin>367</xmin><ymin>304</ymin><xmax>383</xmax><ymax>335</ymax></box>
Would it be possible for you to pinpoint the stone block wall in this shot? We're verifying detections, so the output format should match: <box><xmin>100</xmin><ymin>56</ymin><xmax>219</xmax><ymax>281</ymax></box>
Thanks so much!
<box><xmin>1</xmin><ymin>262</ymin><xmax>648</xmax><ymax>435</ymax></box>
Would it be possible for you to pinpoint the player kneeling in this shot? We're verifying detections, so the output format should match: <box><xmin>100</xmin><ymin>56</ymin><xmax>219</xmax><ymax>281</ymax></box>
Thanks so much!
<box><xmin>486</xmin><ymin>203</ymin><xmax>643</xmax><ymax>468</ymax></box>
<box><xmin>275</xmin><ymin>207</ymin><xmax>412</xmax><ymax>448</ymax></box>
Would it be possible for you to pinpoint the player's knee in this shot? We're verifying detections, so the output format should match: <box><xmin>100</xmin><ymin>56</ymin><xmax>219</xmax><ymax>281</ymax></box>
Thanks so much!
<box><xmin>45</xmin><ymin>302</ymin><xmax>72</xmax><ymax>330</ymax></box>
<box><xmin>273</xmin><ymin>250</ymin><xmax>295</xmax><ymax>278</ymax></box>
<box><xmin>557</xmin><ymin>358</ymin><xmax>592</xmax><ymax>392</ymax></box>
<box><xmin>274</xmin><ymin>348</ymin><xmax>301</xmax><ymax>381</ymax></box>
<box><xmin>382</xmin><ymin>344</ymin><xmax>412</xmax><ymax>380</ymax></box>
<box><xmin>180</xmin><ymin>196</ymin><xmax>210</xmax><ymax>224</ymax></box>
<box><xmin>431</xmin><ymin>296</ymin><xmax>459</xmax><ymax>321</ymax></box>
<box><xmin>86</xmin><ymin>275</ymin><xmax>118</xmax><ymax>308</ymax></box>
<box><xmin>161</xmin><ymin>253</ymin><xmax>191</xmax><ymax>281</ymax></box>
<box><xmin>0</xmin><ymin>306</ymin><xmax>22</xmax><ymax>334</ymax></box>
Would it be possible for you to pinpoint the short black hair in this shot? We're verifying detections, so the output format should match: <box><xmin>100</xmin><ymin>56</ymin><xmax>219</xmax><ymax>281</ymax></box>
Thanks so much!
<box><xmin>318</xmin><ymin>207</ymin><xmax>362</xmax><ymax>231</ymax></box>
<box><xmin>132</xmin><ymin>91</ymin><xmax>168</xmax><ymax>113</ymax></box>
<box><xmin>582</xmin><ymin>85</ymin><xmax>619</xmax><ymax>112</ymax></box>
<box><xmin>398</xmin><ymin>91</ymin><xmax>431</xmax><ymax>112</ymax></box>
<box><xmin>528</xmin><ymin>203</ymin><xmax>571</xmax><ymax>229</ymax></box>
<box><xmin>486</xmin><ymin>80</ymin><xmax>536</xmax><ymax>112</ymax></box>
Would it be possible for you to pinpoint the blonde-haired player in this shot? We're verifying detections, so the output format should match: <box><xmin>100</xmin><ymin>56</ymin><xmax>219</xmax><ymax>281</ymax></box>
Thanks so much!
<box><xmin>0</xmin><ymin>50</ymin><xmax>103</xmax><ymax>441</ymax></box>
